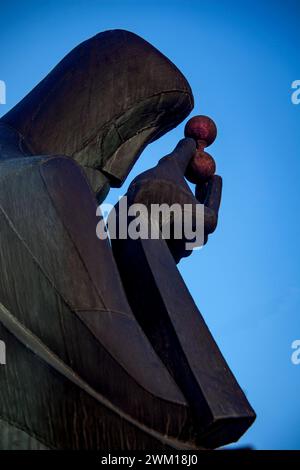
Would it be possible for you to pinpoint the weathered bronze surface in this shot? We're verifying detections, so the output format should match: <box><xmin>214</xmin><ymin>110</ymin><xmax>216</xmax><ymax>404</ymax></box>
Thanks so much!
<box><xmin>0</xmin><ymin>29</ymin><xmax>255</xmax><ymax>450</ymax></box>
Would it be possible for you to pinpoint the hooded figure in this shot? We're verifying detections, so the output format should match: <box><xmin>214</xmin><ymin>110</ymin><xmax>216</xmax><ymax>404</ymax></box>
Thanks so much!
<box><xmin>0</xmin><ymin>30</ymin><xmax>255</xmax><ymax>450</ymax></box>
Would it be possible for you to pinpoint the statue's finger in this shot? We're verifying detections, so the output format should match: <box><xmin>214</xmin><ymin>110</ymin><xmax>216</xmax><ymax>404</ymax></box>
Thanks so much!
<box><xmin>158</xmin><ymin>137</ymin><xmax>196</xmax><ymax>174</ymax></box>
<box><xmin>198</xmin><ymin>175</ymin><xmax>222</xmax><ymax>215</ymax></box>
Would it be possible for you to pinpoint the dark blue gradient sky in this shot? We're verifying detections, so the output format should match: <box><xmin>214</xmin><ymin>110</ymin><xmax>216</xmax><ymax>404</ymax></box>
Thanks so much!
<box><xmin>0</xmin><ymin>0</ymin><xmax>299</xmax><ymax>449</ymax></box>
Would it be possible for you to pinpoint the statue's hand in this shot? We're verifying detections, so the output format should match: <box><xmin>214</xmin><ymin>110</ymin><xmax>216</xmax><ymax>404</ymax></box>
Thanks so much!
<box><xmin>126</xmin><ymin>138</ymin><xmax>222</xmax><ymax>263</ymax></box>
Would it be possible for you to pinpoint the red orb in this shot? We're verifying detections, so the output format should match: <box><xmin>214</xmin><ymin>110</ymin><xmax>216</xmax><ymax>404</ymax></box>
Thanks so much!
<box><xmin>184</xmin><ymin>115</ymin><xmax>217</xmax><ymax>147</ymax></box>
<box><xmin>185</xmin><ymin>150</ymin><xmax>216</xmax><ymax>184</ymax></box>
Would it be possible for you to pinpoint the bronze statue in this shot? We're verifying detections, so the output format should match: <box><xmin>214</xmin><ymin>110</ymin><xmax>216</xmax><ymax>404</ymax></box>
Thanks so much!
<box><xmin>0</xmin><ymin>29</ymin><xmax>255</xmax><ymax>450</ymax></box>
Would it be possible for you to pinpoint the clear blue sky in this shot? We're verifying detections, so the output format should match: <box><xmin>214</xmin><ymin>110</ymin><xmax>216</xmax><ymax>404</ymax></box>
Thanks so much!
<box><xmin>1</xmin><ymin>0</ymin><xmax>299</xmax><ymax>450</ymax></box>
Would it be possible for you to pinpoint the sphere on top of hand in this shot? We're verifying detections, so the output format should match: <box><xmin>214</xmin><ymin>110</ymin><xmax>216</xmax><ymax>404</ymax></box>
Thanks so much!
<box><xmin>184</xmin><ymin>115</ymin><xmax>217</xmax><ymax>147</ymax></box>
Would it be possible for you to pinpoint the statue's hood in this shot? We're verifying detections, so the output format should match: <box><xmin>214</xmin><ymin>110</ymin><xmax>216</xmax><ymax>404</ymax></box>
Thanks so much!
<box><xmin>1</xmin><ymin>29</ymin><xmax>194</xmax><ymax>188</ymax></box>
